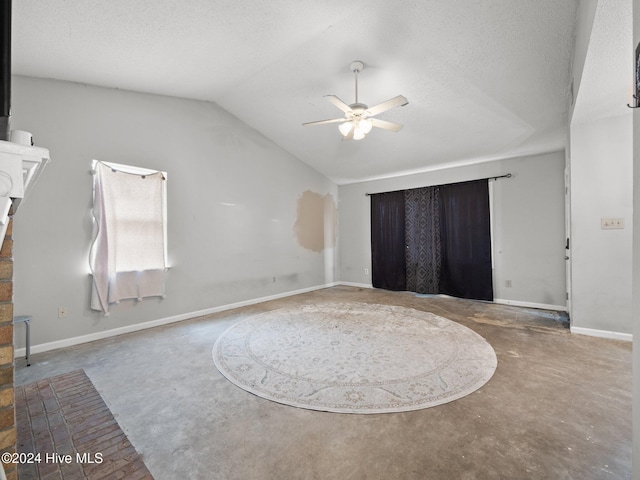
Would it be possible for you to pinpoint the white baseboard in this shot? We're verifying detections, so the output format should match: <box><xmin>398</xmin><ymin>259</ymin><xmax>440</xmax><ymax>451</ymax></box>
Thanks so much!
<box><xmin>493</xmin><ymin>298</ymin><xmax>567</xmax><ymax>312</ymax></box>
<box><xmin>570</xmin><ymin>326</ymin><xmax>633</xmax><ymax>342</ymax></box>
<box><xmin>14</xmin><ymin>283</ymin><xmax>337</xmax><ymax>358</ymax></box>
<box><xmin>337</xmin><ymin>281</ymin><xmax>373</xmax><ymax>289</ymax></box>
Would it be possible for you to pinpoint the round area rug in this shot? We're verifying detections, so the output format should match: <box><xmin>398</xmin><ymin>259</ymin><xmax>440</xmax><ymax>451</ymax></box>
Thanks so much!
<box><xmin>212</xmin><ymin>302</ymin><xmax>497</xmax><ymax>414</ymax></box>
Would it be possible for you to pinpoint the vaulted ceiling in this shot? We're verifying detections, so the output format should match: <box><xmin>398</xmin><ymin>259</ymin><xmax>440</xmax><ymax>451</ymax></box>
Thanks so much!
<box><xmin>12</xmin><ymin>0</ymin><xmax>578</xmax><ymax>184</ymax></box>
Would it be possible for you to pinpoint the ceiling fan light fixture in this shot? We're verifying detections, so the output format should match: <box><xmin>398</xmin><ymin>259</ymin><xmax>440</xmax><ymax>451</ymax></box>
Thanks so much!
<box><xmin>338</xmin><ymin>118</ymin><xmax>372</xmax><ymax>140</ymax></box>
<box><xmin>357</xmin><ymin>118</ymin><xmax>373</xmax><ymax>135</ymax></box>
<box><xmin>353</xmin><ymin>130</ymin><xmax>366</xmax><ymax>141</ymax></box>
<box><xmin>338</xmin><ymin>122</ymin><xmax>352</xmax><ymax>136</ymax></box>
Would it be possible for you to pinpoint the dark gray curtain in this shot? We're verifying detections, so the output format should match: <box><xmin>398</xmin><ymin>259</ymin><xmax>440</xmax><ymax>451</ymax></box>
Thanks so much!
<box><xmin>371</xmin><ymin>190</ymin><xmax>406</xmax><ymax>291</ymax></box>
<box><xmin>370</xmin><ymin>179</ymin><xmax>493</xmax><ymax>301</ymax></box>
<box><xmin>439</xmin><ymin>180</ymin><xmax>493</xmax><ymax>301</ymax></box>
<box><xmin>405</xmin><ymin>186</ymin><xmax>440</xmax><ymax>294</ymax></box>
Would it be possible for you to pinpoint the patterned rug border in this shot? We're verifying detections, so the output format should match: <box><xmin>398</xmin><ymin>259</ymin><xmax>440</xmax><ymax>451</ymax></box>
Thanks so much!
<box><xmin>15</xmin><ymin>369</ymin><xmax>153</xmax><ymax>480</ymax></box>
<box><xmin>213</xmin><ymin>302</ymin><xmax>497</xmax><ymax>414</ymax></box>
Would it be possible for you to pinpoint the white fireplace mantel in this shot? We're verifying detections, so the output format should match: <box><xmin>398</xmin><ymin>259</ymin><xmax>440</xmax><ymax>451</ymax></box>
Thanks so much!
<box><xmin>0</xmin><ymin>139</ymin><xmax>51</xmax><ymax>243</ymax></box>
<box><xmin>0</xmin><ymin>139</ymin><xmax>51</xmax><ymax>211</ymax></box>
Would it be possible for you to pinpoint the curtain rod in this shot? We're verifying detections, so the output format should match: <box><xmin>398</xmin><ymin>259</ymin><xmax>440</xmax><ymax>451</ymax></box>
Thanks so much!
<box><xmin>92</xmin><ymin>160</ymin><xmax>167</xmax><ymax>180</ymax></box>
<box><xmin>365</xmin><ymin>173</ymin><xmax>512</xmax><ymax>196</ymax></box>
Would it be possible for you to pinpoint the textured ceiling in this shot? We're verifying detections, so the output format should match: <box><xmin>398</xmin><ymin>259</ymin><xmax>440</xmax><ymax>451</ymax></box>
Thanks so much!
<box><xmin>572</xmin><ymin>0</ymin><xmax>632</xmax><ymax>124</ymax></box>
<box><xmin>12</xmin><ymin>0</ymin><xmax>578</xmax><ymax>184</ymax></box>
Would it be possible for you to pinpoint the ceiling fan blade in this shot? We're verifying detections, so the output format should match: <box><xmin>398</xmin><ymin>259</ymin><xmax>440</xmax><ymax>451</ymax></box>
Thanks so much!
<box><xmin>302</xmin><ymin>117</ymin><xmax>348</xmax><ymax>127</ymax></box>
<box><xmin>366</xmin><ymin>95</ymin><xmax>409</xmax><ymax>117</ymax></box>
<box><xmin>370</xmin><ymin>118</ymin><xmax>404</xmax><ymax>132</ymax></box>
<box><xmin>325</xmin><ymin>95</ymin><xmax>353</xmax><ymax>114</ymax></box>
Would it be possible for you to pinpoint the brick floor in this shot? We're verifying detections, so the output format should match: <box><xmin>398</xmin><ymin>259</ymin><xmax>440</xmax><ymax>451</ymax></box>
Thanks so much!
<box><xmin>15</xmin><ymin>370</ymin><xmax>153</xmax><ymax>480</ymax></box>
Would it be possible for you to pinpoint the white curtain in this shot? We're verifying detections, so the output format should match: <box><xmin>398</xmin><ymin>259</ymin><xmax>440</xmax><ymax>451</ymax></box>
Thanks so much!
<box><xmin>90</xmin><ymin>161</ymin><xmax>167</xmax><ymax>314</ymax></box>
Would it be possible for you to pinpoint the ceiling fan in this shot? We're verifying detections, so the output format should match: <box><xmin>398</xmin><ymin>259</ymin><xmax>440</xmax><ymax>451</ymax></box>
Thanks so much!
<box><xmin>303</xmin><ymin>61</ymin><xmax>408</xmax><ymax>140</ymax></box>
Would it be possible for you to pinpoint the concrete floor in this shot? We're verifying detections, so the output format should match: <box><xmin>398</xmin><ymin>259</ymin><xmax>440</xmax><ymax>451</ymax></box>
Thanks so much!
<box><xmin>15</xmin><ymin>286</ymin><xmax>632</xmax><ymax>480</ymax></box>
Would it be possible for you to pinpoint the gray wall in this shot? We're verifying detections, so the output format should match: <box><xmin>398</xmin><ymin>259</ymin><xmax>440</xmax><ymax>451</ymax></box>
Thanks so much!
<box><xmin>633</xmin><ymin>0</ymin><xmax>639</xmax><ymax>475</ymax></box>
<box><xmin>568</xmin><ymin>0</ymin><xmax>633</xmax><ymax>336</ymax></box>
<box><xmin>10</xmin><ymin>76</ymin><xmax>338</xmax><ymax>349</ymax></box>
<box><xmin>338</xmin><ymin>151</ymin><xmax>567</xmax><ymax>309</ymax></box>
<box><xmin>569</xmin><ymin>0</ymin><xmax>597</xmax><ymax>120</ymax></box>
<box><xmin>570</xmin><ymin>114</ymin><xmax>632</xmax><ymax>334</ymax></box>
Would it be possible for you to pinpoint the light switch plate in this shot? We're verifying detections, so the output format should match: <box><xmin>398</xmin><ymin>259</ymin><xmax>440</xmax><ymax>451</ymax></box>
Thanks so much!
<box><xmin>601</xmin><ymin>218</ymin><xmax>624</xmax><ymax>229</ymax></box>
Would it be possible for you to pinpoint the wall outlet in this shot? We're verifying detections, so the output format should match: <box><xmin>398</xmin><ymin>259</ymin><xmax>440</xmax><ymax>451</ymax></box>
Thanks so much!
<box><xmin>505</xmin><ymin>280</ymin><xmax>512</xmax><ymax>288</ymax></box>
<box><xmin>364</xmin><ymin>268</ymin><xmax>369</xmax><ymax>275</ymax></box>
<box><xmin>58</xmin><ymin>307</ymin><xmax>68</xmax><ymax>318</ymax></box>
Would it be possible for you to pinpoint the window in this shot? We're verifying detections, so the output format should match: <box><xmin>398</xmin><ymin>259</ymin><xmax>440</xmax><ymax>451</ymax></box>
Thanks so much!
<box><xmin>371</xmin><ymin>179</ymin><xmax>493</xmax><ymax>301</ymax></box>
<box><xmin>89</xmin><ymin>160</ymin><xmax>168</xmax><ymax>314</ymax></box>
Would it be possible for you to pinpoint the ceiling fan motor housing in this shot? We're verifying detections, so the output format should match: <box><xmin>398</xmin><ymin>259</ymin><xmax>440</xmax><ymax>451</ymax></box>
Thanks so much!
<box><xmin>349</xmin><ymin>103</ymin><xmax>368</xmax><ymax>115</ymax></box>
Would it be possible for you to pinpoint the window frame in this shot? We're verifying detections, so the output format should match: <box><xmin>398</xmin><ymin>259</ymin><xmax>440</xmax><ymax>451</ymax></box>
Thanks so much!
<box><xmin>91</xmin><ymin>159</ymin><xmax>168</xmax><ymax>269</ymax></box>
